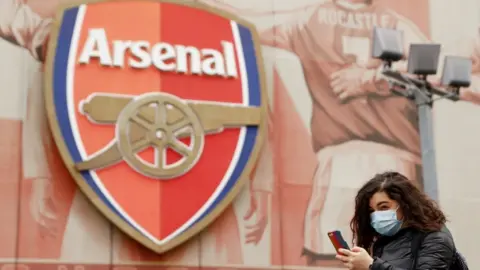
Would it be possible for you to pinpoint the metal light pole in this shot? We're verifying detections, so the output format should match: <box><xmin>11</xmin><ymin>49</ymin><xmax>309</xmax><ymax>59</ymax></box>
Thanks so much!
<box><xmin>372</xmin><ymin>27</ymin><xmax>472</xmax><ymax>201</ymax></box>
<box><xmin>415</xmin><ymin>90</ymin><xmax>439</xmax><ymax>201</ymax></box>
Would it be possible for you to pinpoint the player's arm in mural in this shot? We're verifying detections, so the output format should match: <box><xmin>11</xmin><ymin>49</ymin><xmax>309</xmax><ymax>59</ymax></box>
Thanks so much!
<box><xmin>244</xmin><ymin>123</ymin><xmax>274</xmax><ymax>245</ymax></box>
<box><xmin>426</xmin><ymin>32</ymin><xmax>480</xmax><ymax>104</ymax></box>
<box><xmin>452</xmin><ymin>33</ymin><xmax>480</xmax><ymax>105</ymax></box>
<box><xmin>0</xmin><ymin>0</ymin><xmax>51</xmax><ymax>61</ymax></box>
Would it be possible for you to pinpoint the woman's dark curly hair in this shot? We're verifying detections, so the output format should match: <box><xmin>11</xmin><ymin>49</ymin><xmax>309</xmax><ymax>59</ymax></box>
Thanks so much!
<box><xmin>350</xmin><ymin>171</ymin><xmax>446</xmax><ymax>249</ymax></box>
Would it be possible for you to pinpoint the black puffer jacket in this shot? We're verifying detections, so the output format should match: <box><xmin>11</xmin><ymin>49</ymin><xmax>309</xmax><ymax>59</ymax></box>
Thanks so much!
<box><xmin>371</xmin><ymin>228</ymin><xmax>455</xmax><ymax>270</ymax></box>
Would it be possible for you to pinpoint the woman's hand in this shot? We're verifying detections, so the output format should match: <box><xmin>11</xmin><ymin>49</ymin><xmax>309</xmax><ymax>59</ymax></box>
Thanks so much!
<box><xmin>336</xmin><ymin>247</ymin><xmax>374</xmax><ymax>270</ymax></box>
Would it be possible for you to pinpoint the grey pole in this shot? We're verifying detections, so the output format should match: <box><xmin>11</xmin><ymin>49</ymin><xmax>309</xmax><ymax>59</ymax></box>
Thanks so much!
<box><xmin>414</xmin><ymin>89</ymin><xmax>438</xmax><ymax>201</ymax></box>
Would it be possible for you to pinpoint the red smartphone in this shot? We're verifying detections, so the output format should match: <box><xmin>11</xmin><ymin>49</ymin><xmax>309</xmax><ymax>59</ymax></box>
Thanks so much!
<box><xmin>328</xmin><ymin>230</ymin><xmax>350</xmax><ymax>253</ymax></box>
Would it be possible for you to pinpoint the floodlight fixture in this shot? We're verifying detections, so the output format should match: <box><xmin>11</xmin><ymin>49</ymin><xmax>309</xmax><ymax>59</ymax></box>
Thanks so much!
<box><xmin>441</xmin><ymin>56</ymin><xmax>472</xmax><ymax>89</ymax></box>
<box><xmin>407</xmin><ymin>44</ymin><xmax>441</xmax><ymax>76</ymax></box>
<box><xmin>372</xmin><ymin>27</ymin><xmax>404</xmax><ymax>65</ymax></box>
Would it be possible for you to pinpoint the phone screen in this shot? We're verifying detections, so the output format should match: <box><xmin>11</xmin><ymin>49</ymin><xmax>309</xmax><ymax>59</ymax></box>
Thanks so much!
<box><xmin>327</xmin><ymin>230</ymin><xmax>350</xmax><ymax>252</ymax></box>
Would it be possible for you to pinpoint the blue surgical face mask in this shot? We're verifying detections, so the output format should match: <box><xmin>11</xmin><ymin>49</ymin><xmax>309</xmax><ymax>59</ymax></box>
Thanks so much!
<box><xmin>370</xmin><ymin>207</ymin><xmax>402</xmax><ymax>236</ymax></box>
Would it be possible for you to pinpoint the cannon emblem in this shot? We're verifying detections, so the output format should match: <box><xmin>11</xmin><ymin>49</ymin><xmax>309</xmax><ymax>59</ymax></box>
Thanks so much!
<box><xmin>77</xmin><ymin>92</ymin><xmax>262</xmax><ymax>179</ymax></box>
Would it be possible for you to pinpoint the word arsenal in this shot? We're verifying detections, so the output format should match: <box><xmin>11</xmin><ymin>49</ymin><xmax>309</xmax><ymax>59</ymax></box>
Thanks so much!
<box><xmin>77</xmin><ymin>28</ymin><xmax>238</xmax><ymax>78</ymax></box>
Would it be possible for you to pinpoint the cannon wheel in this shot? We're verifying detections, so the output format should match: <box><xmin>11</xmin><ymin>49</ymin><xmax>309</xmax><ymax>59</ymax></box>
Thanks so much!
<box><xmin>116</xmin><ymin>92</ymin><xmax>205</xmax><ymax>179</ymax></box>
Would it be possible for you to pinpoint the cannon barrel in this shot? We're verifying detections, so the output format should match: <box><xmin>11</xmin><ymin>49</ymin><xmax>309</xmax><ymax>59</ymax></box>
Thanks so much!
<box><xmin>81</xmin><ymin>93</ymin><xmax>262</xmax><ymax>131</ymax></box>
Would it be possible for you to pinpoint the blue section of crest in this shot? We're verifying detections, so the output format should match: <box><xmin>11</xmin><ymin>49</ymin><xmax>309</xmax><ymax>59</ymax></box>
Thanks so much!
<box><xmin>193</xmin><ymin>24</ymin><xmax>261</xmax><ymax>226</ymax></box>
<box><xmin>53</xmin><ymin>7</ymin><xmax>135</xmax><ymax>230</ymax></box>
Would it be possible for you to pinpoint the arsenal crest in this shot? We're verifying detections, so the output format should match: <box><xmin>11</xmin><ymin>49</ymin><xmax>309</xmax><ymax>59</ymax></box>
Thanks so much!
<box><xmin>44</xmin><ymin>0</ymin><xmax>266</xmax><ymax>254</ymax></box>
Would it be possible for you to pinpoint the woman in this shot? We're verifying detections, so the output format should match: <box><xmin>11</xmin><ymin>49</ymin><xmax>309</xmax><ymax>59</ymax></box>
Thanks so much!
<box><xmin>336</xmin><ymin>171</ymin><xmax>455</xmax><ymax>270</ymax></box>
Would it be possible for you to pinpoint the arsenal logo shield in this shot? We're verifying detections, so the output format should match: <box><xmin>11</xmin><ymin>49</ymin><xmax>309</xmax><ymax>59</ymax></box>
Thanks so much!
<box><xmin>44</xmin><ymin>0</ymin><xmax>266</xmax><ymax>253</ymax></box>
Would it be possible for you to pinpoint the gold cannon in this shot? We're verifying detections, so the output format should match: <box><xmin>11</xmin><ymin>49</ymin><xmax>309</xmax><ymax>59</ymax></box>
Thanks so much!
<box><xmin>76</xmin><ymin>92</ymin><xmax>262</xmax><ymax>179</ymax></box>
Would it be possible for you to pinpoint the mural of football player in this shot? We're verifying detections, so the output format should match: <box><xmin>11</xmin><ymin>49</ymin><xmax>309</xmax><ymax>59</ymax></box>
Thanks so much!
<box><xmin>258</xmin><ymin>0</ymin><xmax>431</xmax><ymax>263</ymax></box>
